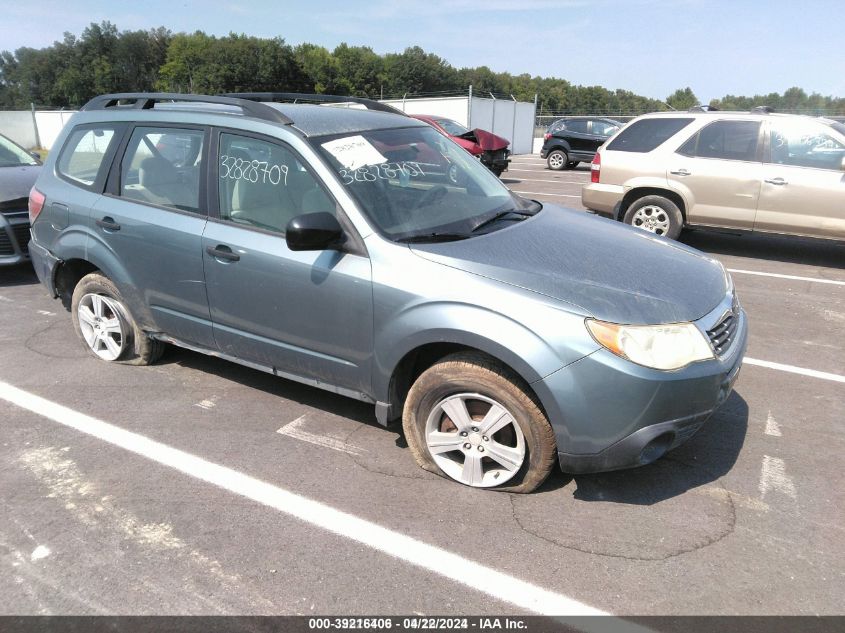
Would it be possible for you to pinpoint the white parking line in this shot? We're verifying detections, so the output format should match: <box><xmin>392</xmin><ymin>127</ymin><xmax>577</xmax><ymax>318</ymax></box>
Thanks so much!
<box><xmin>744</xmin><ymin>357</ymin><xmax>845</xmax><ymax>384</ymax></box>
<box><xmin>509</xmin><ymin>190</ymin><xmax>581</xmax><ymax>198</ymax></box>
<box><xmin>277</xmin><ymin>415</ymin><xmax>363</xmax><ymax>455</ymax></box>
<box><xmin>727</xmin><ymin>268</ymin><xmax>845</xmax><ymax>287</ymax></box>
<box><xmin>759</xmin><ymin>455</ymin><xmax>797</xmax><ymax>500</ymax></box>
<box><xmin>0</xmin><ymin>380</ymin><xmax>607</xmax><ymax>617</ymax></box>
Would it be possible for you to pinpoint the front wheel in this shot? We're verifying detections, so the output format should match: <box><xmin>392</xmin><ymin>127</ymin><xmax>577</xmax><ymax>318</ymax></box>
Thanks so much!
<box><xmin>71</xmin><ymin>272</ymin><xmax>165</xmax><ymax>365</ymax></box>
<box><xmin>622</xmin><ymin>195</ymin><xmax>684</xmax><ymax>240</ymax></box>
<box><xmin>402</xmin><ymin>352</ymin><xmax>557</xmax><ymax>493</ymax></box>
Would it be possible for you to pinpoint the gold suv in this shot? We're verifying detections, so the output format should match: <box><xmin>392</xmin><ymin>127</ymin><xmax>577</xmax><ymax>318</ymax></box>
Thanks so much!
<box><xmin>582</xmin><ymin>110</ymin><xmax>845</xmax><ymax>241</ymax></box>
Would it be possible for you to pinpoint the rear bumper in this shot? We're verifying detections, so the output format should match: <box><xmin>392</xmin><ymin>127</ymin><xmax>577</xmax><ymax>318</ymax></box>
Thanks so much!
<box><xmin>534</xmin><ymin>305</ymin><xmax>748</xmax><ymax>474</ymax></box>
<box><xmin>29</xmin><ymin>239</ymin><xmax>61</xmax><ymax>296</ymax></box>
<box><xmin>581</xmin><ymin>182</ymin><xmax>624</xmax><ymax>218</ymax></box>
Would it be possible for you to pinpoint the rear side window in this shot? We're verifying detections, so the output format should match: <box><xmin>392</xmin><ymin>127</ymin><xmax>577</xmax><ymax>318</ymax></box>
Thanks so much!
<box><xmin>119</xmin><ymin>127</ymin><xmax>205</xmax><ymax>212</ymax></box>
<box><xmin>607</xmin><ymin>118</ymin><xmax>694</xmax><ymax>153</ymax></box>
<box><xmin>57</xmin><ymin>126</ymin><xmax>117</xmax><ymax>187</ymax></box>
<box><xmin>677</xmin><ymin>120</ymin><xmax>761</xmax><ymax>162</ymax></box>
<box><xmin>567</xmin><ymin>120</ymin><xmax>590</xmax><ymax>134</ymax></box>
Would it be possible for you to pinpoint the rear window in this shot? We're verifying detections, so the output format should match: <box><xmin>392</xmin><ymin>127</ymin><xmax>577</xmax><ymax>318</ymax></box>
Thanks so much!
<box><xmin>606</xmin><ymin>118</ymin><xmax>694</xmax><ymax>153</ymax></box>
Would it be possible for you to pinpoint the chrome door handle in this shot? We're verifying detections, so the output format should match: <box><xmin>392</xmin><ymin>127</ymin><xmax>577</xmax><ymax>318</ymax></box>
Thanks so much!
<box><xmin>764</xmin><ymin>177</ymin><xmax>787</xmax><ymax>185</ymax></box>
<box><xmin>670</xmin><ymin>169</ymin><xmax>691</xmax><ymax>176</ymax></box>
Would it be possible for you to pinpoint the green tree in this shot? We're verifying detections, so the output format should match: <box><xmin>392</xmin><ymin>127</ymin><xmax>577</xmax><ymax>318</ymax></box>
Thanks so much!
<box><xmin>666</xmin><ymin>87</ymin><xmax>698</xmax><ymax>110</ymax></box>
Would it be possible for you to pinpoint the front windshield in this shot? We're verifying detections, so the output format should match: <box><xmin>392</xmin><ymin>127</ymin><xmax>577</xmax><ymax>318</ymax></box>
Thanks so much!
<box><xmin>0</xmin><ymin>135</ymin><xmax>38</xmax><ymax>168</ymax></box>
<box><xmin>435</xmin><ymin>118</ymin><xmax>470</xmax><ymax>136</ymax></box>
<box><xmin>313</xmin><ymin>125</ymin><xmax>536</xmax><ymax>241</ymax></box>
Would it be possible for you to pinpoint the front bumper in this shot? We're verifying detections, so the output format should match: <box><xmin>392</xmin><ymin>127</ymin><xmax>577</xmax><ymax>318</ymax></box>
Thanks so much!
<box><xmin>0</xmin><ymin>213</ymin><xmax>31</xmax><ymax>266</ymax></box>
<box><xmin>480</xmin><ymin>150</ymin><xmax>510</xmax><ymax>173</ymax></box>
<box><xmin>534</xmin><ymin>303</ymin><xmax>748</xmax><ymax>474</ymax></box>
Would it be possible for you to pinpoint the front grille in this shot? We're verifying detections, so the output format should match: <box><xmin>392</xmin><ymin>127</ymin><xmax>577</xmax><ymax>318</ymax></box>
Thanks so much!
<box><xmin>0</xmin><ymin>230</ymin><xmax>13</xmax><ymax>256</ymax></box>
<box><xmin>707</xmin><ymin>307</ymin><xmax>739</xmax><ymax>356</ymax></box>
<box><xmin>11</xmin><ymin>223</ymin><xmax>31</xmax><ymax>253</ymax></box>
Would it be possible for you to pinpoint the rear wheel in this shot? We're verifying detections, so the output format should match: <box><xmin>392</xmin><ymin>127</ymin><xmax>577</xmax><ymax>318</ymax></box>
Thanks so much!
<box><xmin>71</xmin><ymin>272</ymin><xmax>165</xmax><ymax>365</ymax></box>
<box><xmin>546</xmin><ymin>149</ymin><xmax>568</xmax><ymax>171</ymax></box>
<box><xmin>403</xmin><ymin>352</ymin><xmax>557</xmax><ymax>493</ymax></box>
<box><xmin>622</xmin><ymin>195</ymin><xmax>684</xmax><ymax>240</ymax></box>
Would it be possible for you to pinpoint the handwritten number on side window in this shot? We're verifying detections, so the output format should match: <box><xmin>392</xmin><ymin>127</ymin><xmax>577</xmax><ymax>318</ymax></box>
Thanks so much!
<box><xmin>220</xmin><ymin>155</ymin><xmax>289</xmax><ymax>186</ymax></box>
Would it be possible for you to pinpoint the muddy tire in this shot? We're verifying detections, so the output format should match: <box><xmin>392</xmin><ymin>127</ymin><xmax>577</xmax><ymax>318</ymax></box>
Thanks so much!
<box><xmin>403</xmin><ymin>352</ymin><xmax>557</xmax><ymax>493</ymax></box>
<box><xmin>71</xmin><ymin>272</ymin><xmax>165</xmax><ymax>365</ymax></box>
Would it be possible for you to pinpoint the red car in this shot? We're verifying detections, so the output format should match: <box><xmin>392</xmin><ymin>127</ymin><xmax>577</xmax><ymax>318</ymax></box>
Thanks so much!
<box><xmin>410</xmin><ymin>114</ymin><xmax>511</xmax><ymax>177</ymax></box>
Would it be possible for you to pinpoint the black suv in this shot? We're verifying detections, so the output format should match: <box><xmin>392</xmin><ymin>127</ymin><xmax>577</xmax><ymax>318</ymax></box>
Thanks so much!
<box><xmin>540</xmin><ymin>117</ymin><xmax>622</xmax><ymax>170</ymax></box>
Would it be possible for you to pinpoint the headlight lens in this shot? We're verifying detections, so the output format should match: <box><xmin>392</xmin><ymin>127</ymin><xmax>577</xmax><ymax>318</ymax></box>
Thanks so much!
<box><xmin>586</xmin><ymin>319</ymin><xmax>714</xmax><ymax>370</ymax></box>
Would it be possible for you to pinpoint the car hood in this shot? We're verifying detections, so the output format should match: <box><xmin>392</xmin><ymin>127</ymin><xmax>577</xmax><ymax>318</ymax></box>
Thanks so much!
<box><xmin>409</xmin><ymin>206</ymin><xmax>728</xmax><ymax>324</ymax></box>
<box><xmin>0</xmin><ymin>165</ymin><xmax>40</xmax><ymax>208</ymax></box>
<box><xmin>456</xmin><ymin>128</ymin><xmax>510</xmax><ymax>151</ymax></box>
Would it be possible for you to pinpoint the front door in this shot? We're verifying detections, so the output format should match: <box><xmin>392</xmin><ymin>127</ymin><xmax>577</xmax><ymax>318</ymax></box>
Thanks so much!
<box><xmin>202</xmin><ymin>130</ymin><xmax>374</xmax><ymax>396</ymax></box>
<box><xmin>756</xmin><ymin>119</ymin><xmax>845</xmax><ymax>239</ymax></box>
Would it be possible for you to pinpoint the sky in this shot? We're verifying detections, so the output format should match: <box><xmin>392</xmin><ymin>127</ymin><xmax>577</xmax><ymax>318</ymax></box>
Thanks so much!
<box><xmin>1</xmin><ymin>0</ymin><xmax>843</xmax><ymax>102</ymax></box>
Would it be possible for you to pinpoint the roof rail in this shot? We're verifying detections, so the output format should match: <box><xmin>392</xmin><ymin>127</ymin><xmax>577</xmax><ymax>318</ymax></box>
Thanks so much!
<box><xmin>80</xmin><ymin>93</ymin><xmax>294</xmax><ymax>125</ymax></box>
<box><xmin>751</xmin><ymin>105</ymin><xmax>775</xmax><ymax>114</ymax></box>
<box><xmin>225</xmin><ymin>92</ymin><xmax>408</xmax><ymax>117</ymax></box>
<box><xmin>688</xmin><ymin>104</ymin><xmax>719</xmax><ymax>112</ymax></box>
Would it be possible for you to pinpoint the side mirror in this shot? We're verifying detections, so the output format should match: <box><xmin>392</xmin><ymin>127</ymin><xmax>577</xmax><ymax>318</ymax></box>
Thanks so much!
<box><xmin>285</xmin><ymin>212</ymin><xmax>345</xmax><ymax>251</ymax></box>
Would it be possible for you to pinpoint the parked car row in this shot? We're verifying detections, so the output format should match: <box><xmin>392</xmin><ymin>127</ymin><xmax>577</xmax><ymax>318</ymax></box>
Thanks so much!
<box><xmin>24</xmin><ymin>92</ymin><xmax>746</xmax><ymax>493</ymax></box>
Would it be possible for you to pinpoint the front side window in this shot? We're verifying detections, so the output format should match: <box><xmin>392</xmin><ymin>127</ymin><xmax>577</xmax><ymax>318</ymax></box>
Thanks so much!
<box><xmin>57</xmin><ymin>126</ymin><xmax>117</xmax><ymax>187</ymax></box>
<box><xmin>592</xmin><ymin>121</ymin><xmax>620</xmax><ymax>137</ymax></box>
<box><xmin>312</xmin><ymin>125</ymin><xmax>535</xmax><ymax>241</ymax></box>
<box><xmin>607</xmin><ymin>118</ymin><xmax>694</xmax><ymax>153</ymax></box>
<box><xmin>769</xmin><ymin>121</ymin><xmax>845</xmax><ymax>170</ymax></box>
<box><xmin>218</xmin><ymin>133</ymin><xmax>335</xmax><ymax>234</ymax></box>
<box><xmin>120</xmin><ymin>127</ymin><xmax>204</xmax><ymax>212</ymax></box>
<box><xmin>678</xmin><ymin>120</ymin><xmax>761</xmax><ymax>162</ymax></box>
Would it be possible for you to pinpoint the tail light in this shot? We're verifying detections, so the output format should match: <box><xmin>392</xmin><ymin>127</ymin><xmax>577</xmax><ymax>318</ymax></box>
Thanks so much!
<box><xmin>28</xmin><ymin>187</ymin><xmax>46</xmax><ymax>223</ymax></box>
<box><xmin>590</xmin><ymin>152</ymin><xmax>601</xmax><ymax>183</ymax></box>
<box><xmin>544</xmin><ymin>133</ymin><xmax>551</xmax><ymax>141</ymax></box>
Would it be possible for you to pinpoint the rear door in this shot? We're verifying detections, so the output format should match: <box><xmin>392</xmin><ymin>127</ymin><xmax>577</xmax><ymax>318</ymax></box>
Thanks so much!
<box><xmin>756</xmin><ymin>119</ymin><xmax>845</xmax><ymax>239</ymax></box>
<box><xmin>202</xmin><ymin>129</ymin><xmax>374</xmax><ymax>395</ymax></box>
<box><xmin>667</xmin><ymin>119</ymin><xmax>764</xmax><ymax>229</ymax></box>
<box><xmin>561</xmin><ymin>120</ymin><xmax>595</xmax><ymax>158</ymax></box>
<box><xmin>91</xmin><ymin>124</ymin><xmax>214</xmax><ymax>347</ymax></box>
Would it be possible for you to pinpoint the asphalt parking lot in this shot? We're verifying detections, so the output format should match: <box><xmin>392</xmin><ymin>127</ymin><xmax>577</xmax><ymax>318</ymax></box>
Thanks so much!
<box><xmin>1</xmin><ymin>154</ymin><xmax>843</xmax><ymax>617</ymax></box>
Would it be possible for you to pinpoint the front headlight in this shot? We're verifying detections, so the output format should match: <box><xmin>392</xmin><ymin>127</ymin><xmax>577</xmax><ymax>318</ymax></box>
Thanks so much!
<box><xmin>586</xmin><ymin>319</ymin><xmax>714</xmax><ymax>371</ymax></box>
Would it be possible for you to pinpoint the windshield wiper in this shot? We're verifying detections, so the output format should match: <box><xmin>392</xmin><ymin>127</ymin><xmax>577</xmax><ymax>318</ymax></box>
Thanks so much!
<box><xmin>470</xmin><ymin>209</ymin><xmax>535</xmax><ymax>234</ymax></box>
<box><xmin>395</xmin><ymin>232</ymin><xmax>471</xmax><ymax>244</ymax></box>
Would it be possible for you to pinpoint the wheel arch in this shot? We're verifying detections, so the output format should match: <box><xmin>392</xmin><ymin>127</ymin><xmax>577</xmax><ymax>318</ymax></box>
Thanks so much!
<box><xmin>620</xmin><ymin>187</ymin><xmax>688</xmax><ymax>223</ymax></box>
<box><xmin>379</xmin><ymin>335</ymin><xmax>553</xmax><ymax>426</ymax></box>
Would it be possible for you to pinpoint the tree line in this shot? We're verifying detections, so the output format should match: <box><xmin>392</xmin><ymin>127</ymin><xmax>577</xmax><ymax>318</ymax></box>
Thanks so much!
<box><xmin>2</xmin><ymin>22</ymin><xmax>843</xmax><ymax>117</ymax></box>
